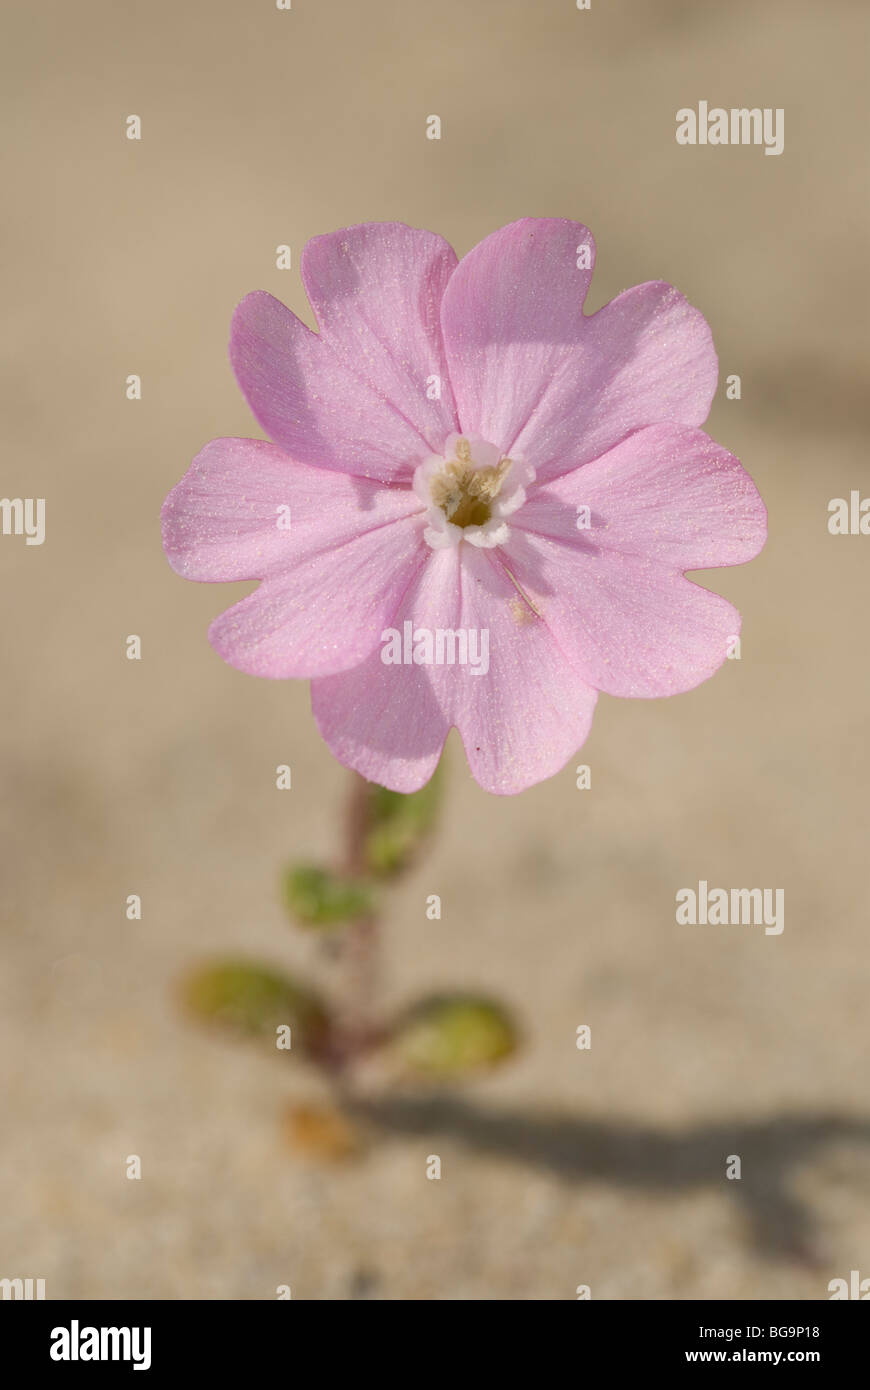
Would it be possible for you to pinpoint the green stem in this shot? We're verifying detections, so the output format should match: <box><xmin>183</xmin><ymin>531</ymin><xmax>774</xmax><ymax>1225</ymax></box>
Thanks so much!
<box><xmin>332</xmin><ymin>773</ymin><xmax>380</xmax><ymax>1072</ymax></box>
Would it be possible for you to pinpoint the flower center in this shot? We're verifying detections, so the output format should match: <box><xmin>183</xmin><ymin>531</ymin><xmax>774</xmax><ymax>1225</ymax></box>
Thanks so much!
<box><xmin>413</xmin><ymin>433</ymin><xmax>535</xmax><ymax>551</ymax></box>
<box><xmin>429</xmin><ymin>438</ymin><xmax>513</xmax><ymax>529</ymax></box>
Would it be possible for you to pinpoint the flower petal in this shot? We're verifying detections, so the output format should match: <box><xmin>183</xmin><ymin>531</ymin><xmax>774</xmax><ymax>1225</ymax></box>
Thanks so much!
<box><xmin>448</xmin><ymin>547</ymin><xmax>599</xmax><ymax>794</ymax></box>
<box><xmin>207</xmin><ymin>517</ymin><xmax>428</xmax><ymax>680</ymax></box>
<box><xmin>230</xmin><ymin>223</ymin><xmax>459</xmax><ymax>481</ymax></box>
<box><xmin>440</xmin><ymin>218</ymin><xmax>596</xmax><ymax>458</ymax></box>
<box><xmin>500</xmin><ymin>528</ymin><xmax>741</xmax><ymax>699</ymax></box>
<box><xmin>441</xmin><ymin>218</ymin><xmax>717</xmax><ymax>483</ymax></box>
<box><xmin>301</xmin><ymin>223</ymin><xmax>459</xmax><ymax>440</ymax></box>
<box><xmin>311</xmin><ymin>549</ymin><xmax>459</xmax><ymax>791</ymax></box>
<box><xmin>162</xmin><ymin>436</ymin><xmax>424</xmax><ymax>583</ymax></box>
<box><xmin>516</xmin><ymin>424</ymin><xmax>767</xmax><ymax>570</ymax></box>
<box><xmin>163</xmin><ymin>437</ymin><xmax>429</xmax><ymax>679</ymax></box>
<box><xmin>313</xmin><ymin>545</ymin><xmax>598</xmax><ymax>795</ymax></box>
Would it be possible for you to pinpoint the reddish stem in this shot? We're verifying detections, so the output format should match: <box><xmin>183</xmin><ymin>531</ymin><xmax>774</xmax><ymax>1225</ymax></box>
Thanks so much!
<box><xmin>329</xmin><ymin>773</ymin><xmax>381</xmax><ymax>1074</ymax></box>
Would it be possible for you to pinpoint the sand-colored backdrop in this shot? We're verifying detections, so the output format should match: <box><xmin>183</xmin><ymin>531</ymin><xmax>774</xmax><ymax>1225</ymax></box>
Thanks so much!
<box><xmin>2</xmin><ymin>0</ymin><xmax>868</xmax><ymax>1298</ymax></box>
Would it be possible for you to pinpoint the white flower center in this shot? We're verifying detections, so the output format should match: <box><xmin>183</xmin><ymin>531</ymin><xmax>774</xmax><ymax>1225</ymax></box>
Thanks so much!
<box><xmin>413</xmin><ymin>434</ymin><xmax>535</xmax><ymax>550</ymax></box>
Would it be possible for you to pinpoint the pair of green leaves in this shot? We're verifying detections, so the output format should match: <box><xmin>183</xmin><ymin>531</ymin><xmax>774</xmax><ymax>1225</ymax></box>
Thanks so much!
<box><xmin>183</xmin><ymin>961</ymin><xmax>518</xmax><ymax>1078</ymax></box>
<box><xmin>183</xmin><ymin>766</ymin><xmax>518</xmax><ymax>1077</ymax></box>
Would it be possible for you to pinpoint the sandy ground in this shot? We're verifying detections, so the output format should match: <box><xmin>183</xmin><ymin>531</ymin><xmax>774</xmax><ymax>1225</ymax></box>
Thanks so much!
<box><xmin>2</xmin><ymin>0</ymin><xmax>869</xmax><ymax>1298</ymax></box>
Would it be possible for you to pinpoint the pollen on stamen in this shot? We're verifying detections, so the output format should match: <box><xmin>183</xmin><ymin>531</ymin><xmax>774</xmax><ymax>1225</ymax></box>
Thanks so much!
<box><xmin>509</xmin><ymin>595</ymin><xmax>538</xmax><ymax>627</ymax></box>
<box><xmin>414</xmin><ymin>433</ymin><xmax>535</xmax><ymax>551</ymax></box>
<box><xmin>429</xmin><ymin>438</ymin><xmax>513</xmax><ymax>529</ymax></box>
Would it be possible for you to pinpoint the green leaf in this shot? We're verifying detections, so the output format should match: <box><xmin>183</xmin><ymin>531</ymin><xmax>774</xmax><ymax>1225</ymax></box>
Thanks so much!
<box><xmin>363</xmin><ymin>764</ymin><xmax>443</xmax><ymax>877</ymax></box>
<box><xmin>391</xmin><ymin>993</ymin><xmax>519</xmax><ymax>1077</ymax></box>
<box><xmin>181</xmin><ymin>959</ymin><xmax>330</xmax><ymax>1055</ymax></box>
<box><xmin>282</xmin><ymin>864</ymin><xmax>374</xmax><ymax>928</ymax></box>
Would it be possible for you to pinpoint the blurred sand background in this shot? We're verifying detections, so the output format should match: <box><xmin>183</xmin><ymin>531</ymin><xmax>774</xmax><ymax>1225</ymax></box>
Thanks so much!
<box><xmin>2</xmin><ymin>0</ymin><xmax>869</xmax><ymax>1299</ymax></box>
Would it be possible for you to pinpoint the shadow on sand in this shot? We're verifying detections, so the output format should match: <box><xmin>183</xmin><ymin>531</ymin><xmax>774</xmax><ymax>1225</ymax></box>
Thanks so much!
<box><xmin>350</xmin><ymin>1094</ymin><xmax>870</xmax><ymax>1264</ymax></box>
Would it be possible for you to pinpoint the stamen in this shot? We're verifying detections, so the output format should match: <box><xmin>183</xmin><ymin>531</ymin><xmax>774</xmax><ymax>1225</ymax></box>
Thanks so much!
<box><xmin>413</xmin><ymin>433</ymin><xmax>533</xmax><ymax>551</ymax></box>
<box><xmin>429</xmin><ymin>439</ymin><xmax>513</xmax><ymax>529</ymax></box>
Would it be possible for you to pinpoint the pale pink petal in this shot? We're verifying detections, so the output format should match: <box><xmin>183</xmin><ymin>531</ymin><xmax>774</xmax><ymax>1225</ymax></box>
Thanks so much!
<box><xmin>163</xmin><ymin>437</ymin><xmax>430</xmax><ymax>679</ymax></box>
<box><xmin>500</xmin><ymin>528</ymin><xmax>741</xmax><ymax>699</ymax></box>
<box><xmin>517</xmin><ymin>424</ymin><xmax>767</xmax><ymax>570</ymax></box>
<box><xmin>162</xmin><ymin>436</ymin><xmax>423</xmax><ymax>583</ymax></box>
<box><xmin>314</xmin><ymin>546</ymin><xmax>597</xmax><ymax>795</ymax></box>
<box><xmin>447</xmin><ymin>547</ymin><xmax>599</xmax><ymax>794</ymax></box>
<box><xmin>301</xmin><ymin>223</ymin><xmax>459</xmax><ymax>443</ymax></box>
<box><xmin>311</xmin><ymin>549</ymin><xmax>459</xmax><ymax>791</ymax></box>
<box><xmin>230</xmin><ymin>224</ymin><xmax>459</xmax><ymax>482</ymax></box>
<box><xmin>207</xmin><ymin>514</ymin><xmax>428</xmax><ymax>679</ymax></box>
<box><xmin>512</xmin><ymin>283</ymin><xmax>719</xmax><ymax>483</ymax></box>
<box><xmin>441</xmin><ymin>218</ymin><xmax>717</xmax><ymax>483</ymax></box>
<box><xmin>440</xmin><ymin>218</ymin><xmax>596</xmax><ymax>457</ymax></box>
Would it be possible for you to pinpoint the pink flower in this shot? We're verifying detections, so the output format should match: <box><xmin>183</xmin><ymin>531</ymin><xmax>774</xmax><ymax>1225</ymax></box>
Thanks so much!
<box><xmin>162</xmin><ymin>219</ymin><xmax>766</xmax><ymax>795</ymax></box>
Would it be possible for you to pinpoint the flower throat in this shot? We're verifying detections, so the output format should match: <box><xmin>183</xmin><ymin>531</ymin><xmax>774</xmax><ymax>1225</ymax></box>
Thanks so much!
<box><xmin>429</xmin><ymin>437</ymin><xmax>513</xmax><ymax>529</ymax></box>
